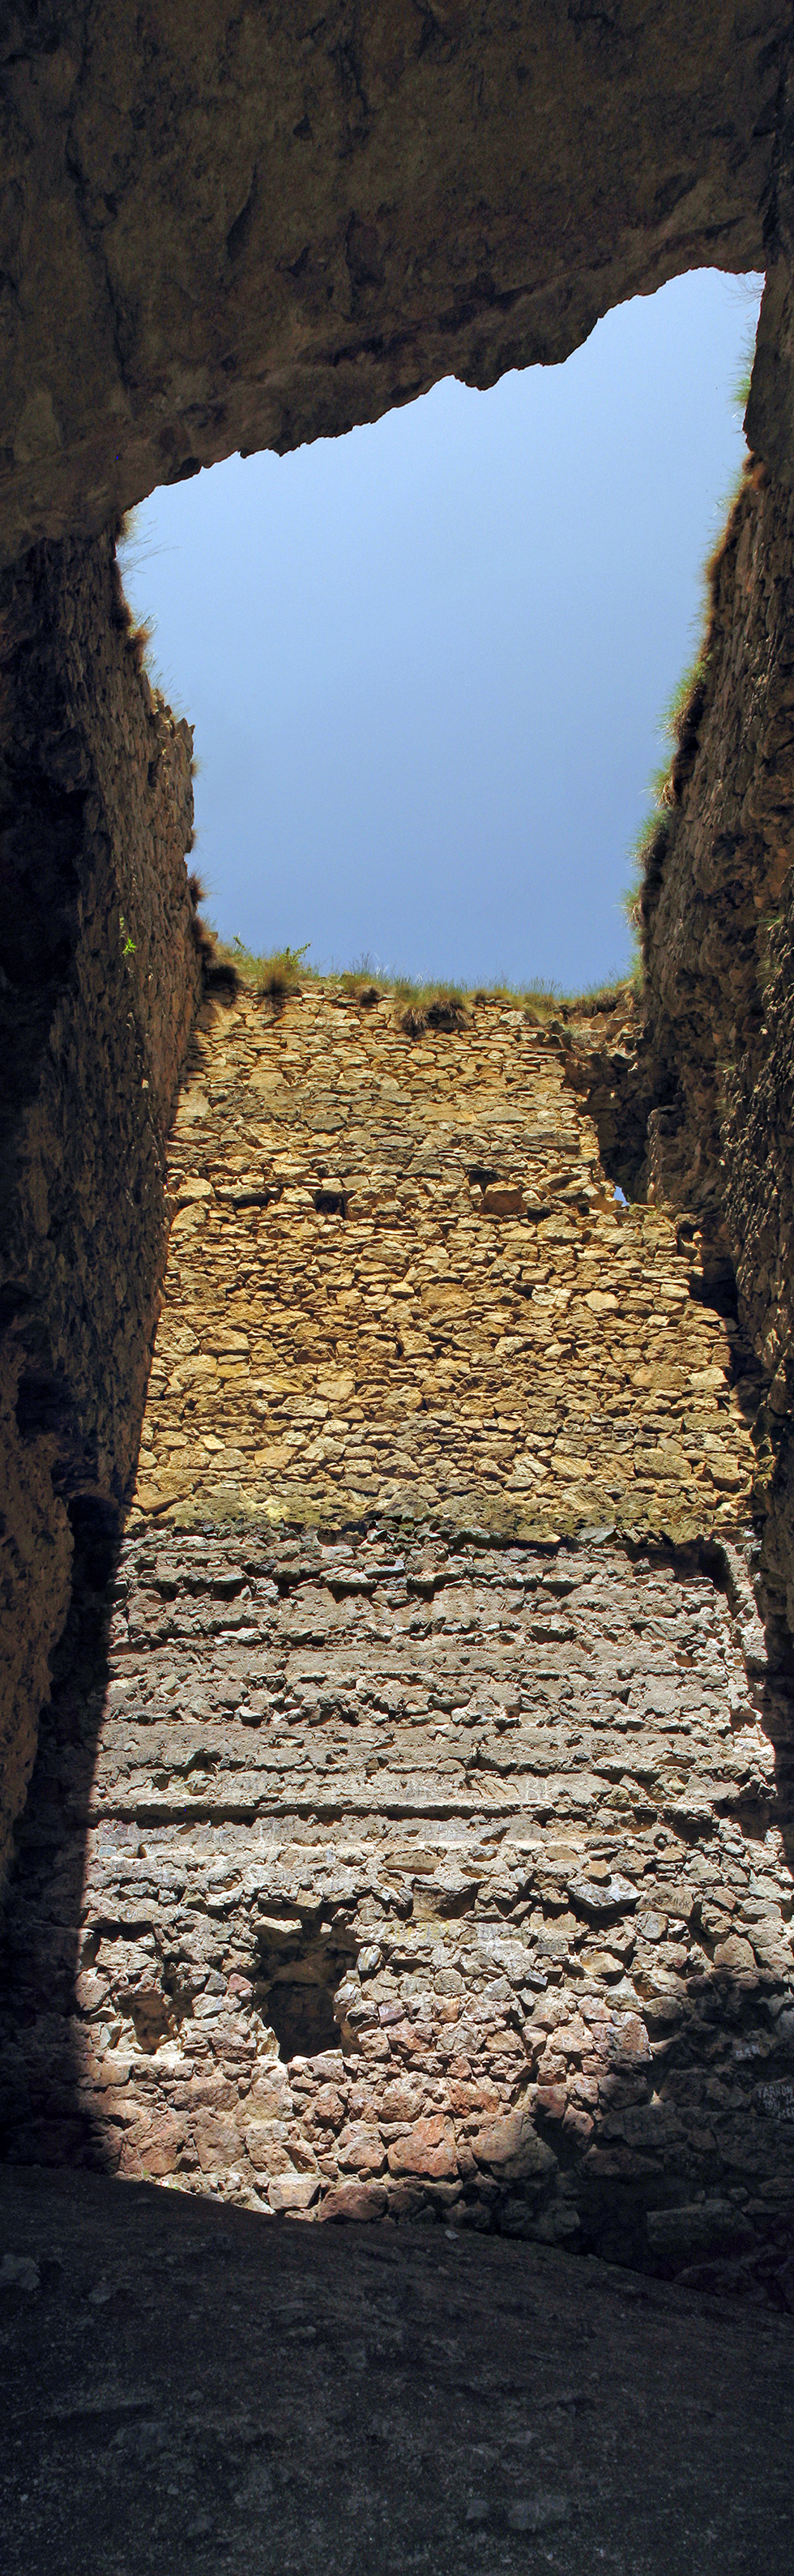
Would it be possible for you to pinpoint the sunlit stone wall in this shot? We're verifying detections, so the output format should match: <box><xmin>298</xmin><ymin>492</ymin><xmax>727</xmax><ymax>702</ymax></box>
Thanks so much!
<box><xmin>2</xmin><ymin>986</ymin><xmax>792</xmax><ymax>2297</ymax></box>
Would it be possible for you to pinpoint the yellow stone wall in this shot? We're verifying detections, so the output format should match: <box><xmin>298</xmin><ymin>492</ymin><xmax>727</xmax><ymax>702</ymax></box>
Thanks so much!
<box><xmin>133</xmin><ymin>986</ymin><xmax>755</xmax><ymax>1543</ymax></box>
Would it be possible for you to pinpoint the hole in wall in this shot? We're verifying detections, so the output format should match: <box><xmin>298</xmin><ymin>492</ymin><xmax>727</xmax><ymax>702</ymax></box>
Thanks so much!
<box><xmin>66</xmin><ymin>1495</ymin><xmax>120</xmax><ymax>1590</ymax></box>
<box><xmin>117</xmin><ymin>270</ymin><xmax>762</xmax><ymax>1000</ymax></box>
<box><xmin>266</xmin><ymin>1979</ymin><xmax>338</xmax><ymax>2061</ymax></box>
<box><xmin>687</xmin><ymin>1260</ymin><xmax>741</xmax><ymax>1322</ymax></box>
<box><xmin>314</xmin><ymin>1187</ymin><xmax>348</xmax><ymax>1217</ymax></box>
<box><xmin>254</xmin><ymin>1912</ymin><xmax>356</xmax><ymax>2063</ymax></box>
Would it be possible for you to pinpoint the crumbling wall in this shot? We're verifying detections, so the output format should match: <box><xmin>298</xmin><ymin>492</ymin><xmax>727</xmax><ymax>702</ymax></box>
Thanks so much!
<box><xmin>4</xmin><ymin>1513</ymin><xmax>793</xmax><ymax>2292</ymax></box>
<box><xmin>723</xmin><ymin>895</ymin><xmax>794</xmax><ymax>1641</ymax></box>
<box><xmin>639</xmin><ymin>464</ymin><xmax>794</xmax><ymax>1221</ymax></box>
<box><xmin>638</xmin><ymin>462</ymin><xmax>794</xmax><ymax>1631</ymax></box>
<box><xmin>2</xmin><ymin>6</ymin><xmax>794</xmax><ymax>2304</ymax></box>
<box><xmin>4</xmin><ymin>988</ymin><xmax>793</xmax><ymax>2294</ymax></box>
<box><xmin>0</xmin><ymin>530</ymin><xmax>202</xmax><ymax>1887</ymax></box>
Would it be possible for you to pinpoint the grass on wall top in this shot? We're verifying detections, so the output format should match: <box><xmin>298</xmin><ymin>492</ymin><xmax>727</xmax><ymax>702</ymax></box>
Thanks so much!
<box><xmin>210</xmin><ymin>936</ymin><xmax>635</xmax><ymax>1027</ymax></box>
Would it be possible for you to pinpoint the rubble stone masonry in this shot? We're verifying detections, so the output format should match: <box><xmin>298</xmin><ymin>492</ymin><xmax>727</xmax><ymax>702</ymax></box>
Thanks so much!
<box><xmin>3</xmin><ymin>984</ymin><xmax>793</xmax><ymax>2296</ymax></box>
<box><xmin>0</xmin><ymin>532</ymin><xmax>201</xmax><ymax>1885</ymax></box>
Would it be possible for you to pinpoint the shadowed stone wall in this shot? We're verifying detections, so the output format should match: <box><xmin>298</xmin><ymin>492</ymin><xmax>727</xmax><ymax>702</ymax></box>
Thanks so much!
<box><xmin>0</xmin><ymin>2</ymin><xmax>788</xmax><ymax>562</ymax></box>
<box><xmin>4</xmin><ymin>6</ymin><xmax>794</xmax><ymax>2314</ymax></box>
<box><xmin>0</xmin><ymin>530</ymin><xmax>202</xmax><ymax>1888</ymax></box>
<box><xmin>637</xmin><ymin>459</ymin><xmax>794</xmax><ymax>1637</ymax></box>
<box><xmin>3</xmin><ymin>985</ymin><xmax>792</xmax><ymax>2297</ymax></box>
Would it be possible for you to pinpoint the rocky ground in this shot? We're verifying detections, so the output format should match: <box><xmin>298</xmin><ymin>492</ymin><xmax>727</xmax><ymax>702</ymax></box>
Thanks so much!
<box><xmin>1</xmin><ymin>2162</ymin><xmax>792</xmax><ymax>2576</ymax></box>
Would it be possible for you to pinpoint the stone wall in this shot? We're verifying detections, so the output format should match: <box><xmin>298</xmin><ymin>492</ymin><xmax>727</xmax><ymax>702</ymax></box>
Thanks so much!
<box><xmin>724</xmin><ymin>909</ymin><xmax>794</xmax><ymax>1644</ymax></box>
<box><xmin>4</xmin><ymin>983</ymin><xmax>793</xmax><ymax>2296</ymax></box>
<box><xmin>2</xmin><ymin>1</ymin><xmax>794</xmax><ymax>2313</ymax></box>
<box><xmin>640</xmin><ymin>462</ymin><xmax>794</xmax><ymax>1223</ymax></box>
<box><xmin>0</xmin><ymin>2</ymin><xmax>788</xmax><ymax>562</ymax></box>
<box><xmin>128</xmin><ymin>985</ymin><xmax>757</xmax><ymax>1541</ymax></box>
<box><xmin>638</xmin><ymin>460</ymin><xmax>794</xmax><ymax>1633</ymax></box>
<box><xmin>0</xmin><ymin>530</ymin><xmax>202</xmax><ymax>1888</ymax></box>
<box><xmin>3</xmin><ymin>1518</ymin><xmax>792</xmax><ymax>2293</ymax></box>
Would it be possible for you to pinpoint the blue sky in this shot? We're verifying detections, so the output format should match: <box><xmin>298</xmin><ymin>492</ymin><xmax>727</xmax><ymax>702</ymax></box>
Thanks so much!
<box><xmin>121</xmin><ymin>268</ymin><xmax>762</xmax><ymax>993</ymax></box>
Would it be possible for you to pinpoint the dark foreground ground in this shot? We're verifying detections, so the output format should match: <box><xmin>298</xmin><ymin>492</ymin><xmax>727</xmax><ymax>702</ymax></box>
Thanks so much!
<box><xmin>1</xmin><ymin>2167</ymin><xmax>792</xmax><ymax>2576</ymax></box>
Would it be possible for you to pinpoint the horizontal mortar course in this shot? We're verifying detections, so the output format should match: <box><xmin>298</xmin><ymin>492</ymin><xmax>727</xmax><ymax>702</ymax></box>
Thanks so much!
<box><xmin>3</xmin><ymin>1535</ymin><xmax>794</xmax><ymax>2282</ymax></box>
<box><xmin>5</xmin><ymin>982</ymin><xmax>793</xmax><ymax>2296</ymax></box>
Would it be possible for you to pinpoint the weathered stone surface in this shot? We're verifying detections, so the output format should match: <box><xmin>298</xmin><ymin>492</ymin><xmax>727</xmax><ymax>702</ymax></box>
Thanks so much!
<box><xmin>6</xmin><ymin>12</ymin><xmax>794</xmax><ymax>2391</ymax></box>
<box><xmin>4</xmin><ymin>1512</ymin><xmax>794</xmax><ymax>2289</ymax></box>
<box><xmin>629</xmin><ymin>456</ymin><xmax>794</xmax><ymax>1635</ymax></box>
<box><xmin>128</xmin><ymin>982</ymin><xmax>756</xmax><ymax>1540</ymax></box>
<box><xmin>0</xmin><ymin>531</ymin><xmax>202</xmax><ymax>1886</ymax></box>
<box><xmin>5</xmin><ymin>980</ymin><xmax>793</xmax><ymax>2287</ymax></box>
<box><xmin>640</xmin><ymin>462</ymin><xmax>794</xmax><ymax>1232</ymax></box>
<box><xmin>0</xmin><ymin>3</ymin><xmax>788</xmax><ymax>564</ymax></box>
<box><xmin>744</xmin><ymin>48</ymin><xmax>794</xmax><ymax>479</ymax></box>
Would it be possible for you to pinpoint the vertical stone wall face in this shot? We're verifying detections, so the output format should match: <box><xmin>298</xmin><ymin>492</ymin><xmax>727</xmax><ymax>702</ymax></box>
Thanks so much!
<box><xmin>642</xmin><ymin>464</ymin><xmax>794</xmax><ymax>1216</ymax></box>
<box><xmin>3</xmin><ymin>986</ymin><xmax>792</xmax><ymax>2295</ymax></box>
<box><xmin>130</xmin><ymin>986</ymin><xmax>756</xmax><ymax>1538</ymax></box>
<box><xmin>639</xmin><ymin>460</ymin><xmax>794</xmax><ymax>1632</ymax></box>
<box><xmin>2</xmin><ymin>0</ymin><xmax>794</xmax><ymax>2343</ymax></box>
<box><xmin>0</xmin><ymin>532</ymin><xmax>201</xmax><ymax>1887</ymax></box>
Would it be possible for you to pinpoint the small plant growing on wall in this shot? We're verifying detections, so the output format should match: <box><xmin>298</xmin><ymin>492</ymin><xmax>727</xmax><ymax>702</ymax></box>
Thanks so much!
<box><xmin>255</xmin><ymin>943</ymin><xmax>311</xmax><ymax>1004</ymax></box>
<box><xmin>119</xmin><ymin>913</ymin><xmax>136</xmax><ymax>959</ymax></box>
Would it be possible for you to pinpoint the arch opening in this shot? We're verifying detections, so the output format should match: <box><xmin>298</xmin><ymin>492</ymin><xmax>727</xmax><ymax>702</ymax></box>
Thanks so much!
<box><xmin>117</xmin><ymin>271</ymin><xmax>762</xmax><ymax>1008</ymax></box>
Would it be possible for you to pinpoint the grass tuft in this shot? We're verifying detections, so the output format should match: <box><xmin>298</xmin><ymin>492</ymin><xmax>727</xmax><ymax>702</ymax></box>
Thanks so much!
<box><xmin>335</xmin><ymin>952</ymin><xmax>382</xmax><ymax>1003</ymax></box>
<box><xmin>623</xmin><ymin>636</ymin><xmax>717</xmax><ymax>968</ymax></box>
<box><xmin>219</xmin><ymin>939</ymin><xmax>319</xmax><ymax>1003</ymax></box>
<box><xmin>397</xmin><ymin>985</ymin><xmax>467</xmax><ymax>1035</ymax></box>
<box><xmin>258</xmin><ymin>949</ymin><xmax>311</xmax><ymax>1003</ymax></box>
<box><xmin>211</xmin><ymin>944</ymin><xmax>637</xmax><ymax>1027</ymax></box>
<box><xmin>732</xmin><ymin>314</ymin><xmax>759</xmax><ymax>418</ymax></box>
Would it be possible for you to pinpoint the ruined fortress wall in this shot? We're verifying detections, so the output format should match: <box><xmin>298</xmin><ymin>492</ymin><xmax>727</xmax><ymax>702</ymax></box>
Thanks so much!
<box><xmin>724</xmin><ymin>909</ymin><xmax>794</xmax><ymax>1642</ymax></box>
<box><xmin>4</xmin><ymin>987</ymin><xmax>793</xmax><ymax>2295</ymax></box>
<box><xmin>130</xmin><ymin>984</ymin><xmax>758</xmax><ymax>1543</ymax></box>
<box><xmin>640</xmin><ymin>463</ymin><xmax>794</xmax><ymax>1631</ymax></box>
<box><xmin>641</xmin><ymin>462</ymin><xmax>794</xmax><ymax>1218</ymax></box>
<box><xmin>0</xmin><ymin>8</ymin><xmax>792</xmax><ymax>1911</ymax></box>
<box><xmin>0</xmin><ymin>531</ymin><xmax>201</xmax><ymax>1886</ymax></box>
<box><xmin>2</xmin><ymin>6</ymin><xmax>794</xmax><ymax>2312</ymax></box>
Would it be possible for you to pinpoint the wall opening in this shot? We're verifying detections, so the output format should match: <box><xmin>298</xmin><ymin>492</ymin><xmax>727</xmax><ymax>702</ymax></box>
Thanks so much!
<box><xmin>254</xmin><ymin>1912</ymin><xmax>357</xmax><ymax>2064</ymax></box>
<box><xmin>117</xmin><ymin>270</ymin><xmax>762</xmax><ymax>1003</ymax></box>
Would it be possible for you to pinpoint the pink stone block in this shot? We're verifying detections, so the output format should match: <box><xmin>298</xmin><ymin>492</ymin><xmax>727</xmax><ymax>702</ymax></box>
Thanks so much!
<box><xmin>387</xmin><ymin>2115</ymin><xmax>457</xmax><ymax>2178</ymax></box>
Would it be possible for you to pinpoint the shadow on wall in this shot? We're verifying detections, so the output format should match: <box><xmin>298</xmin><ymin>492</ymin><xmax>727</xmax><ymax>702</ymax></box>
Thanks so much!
<box><xmin>0</xmin><ymin>528</ymin><xmax>208</xmax><ymax>1887</ymax></box>
<box><xmin>2</xmin><ymin>1523</ymin><xmax>794</xmax><ymax>2303</ymax></box>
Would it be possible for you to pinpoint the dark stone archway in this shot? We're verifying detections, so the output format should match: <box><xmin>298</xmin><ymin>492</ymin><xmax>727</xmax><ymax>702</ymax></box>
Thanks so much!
<box><xmin>3</xmin><ymin>0</ymin><xmax>794</xmax><ymax>1957</ymax></box>
<box><xmin>0</xmin><ymin>2</ymin><xmax>791</xmax><ymax>564</ymax></box>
